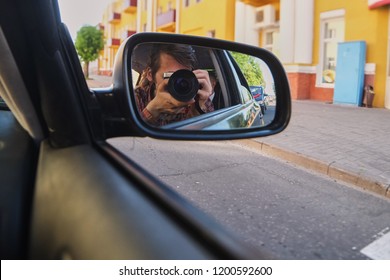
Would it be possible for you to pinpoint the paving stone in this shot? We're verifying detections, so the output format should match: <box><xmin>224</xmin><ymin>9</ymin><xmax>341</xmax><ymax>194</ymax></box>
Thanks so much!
<box><xmin>253</xmin><ymin>100</ymin><xmax>390</xmax><ymax>198</ymax></box>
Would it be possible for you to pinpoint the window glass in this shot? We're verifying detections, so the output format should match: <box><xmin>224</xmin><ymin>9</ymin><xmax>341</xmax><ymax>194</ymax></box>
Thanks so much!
<box><xmin>320</xmin><ymin>18</ymin><xmax>344</xmax><ymax>85</ymax></box>
<box><xmin>58</xmin><ymin>0</ymin><xmax>114</xmax><ymax>88</ymax></box>
<box><xmin>256</xmin><ymin>10</ymin><xmax>264</xmax><ymax>22</ymax></box>
<box><xmin>265</xmin><ymin>32</ymin><xmax>273</xmax><ymax>45</ymax></box>
<box><xmin>262</xmin><ymin>29</ymin><xmax>280</xmax><ymax>57</ymax></box>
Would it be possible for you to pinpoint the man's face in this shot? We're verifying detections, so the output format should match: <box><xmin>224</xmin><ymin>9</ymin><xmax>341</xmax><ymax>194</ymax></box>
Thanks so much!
<box><xmin>149</xmin><ymin>53</ymin><xmax>191</xmax><ymax>86</ymax></box>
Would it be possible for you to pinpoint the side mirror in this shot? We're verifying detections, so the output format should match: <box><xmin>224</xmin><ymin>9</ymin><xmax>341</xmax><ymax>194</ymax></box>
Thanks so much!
<box><xmin>111</xmin><ymin>33</ymin><xmax>291</xmax><ymax>140</ymax></box>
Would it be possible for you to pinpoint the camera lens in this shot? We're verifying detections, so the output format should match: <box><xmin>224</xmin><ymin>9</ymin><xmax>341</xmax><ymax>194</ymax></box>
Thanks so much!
<box><xmin>167</xmin><ymin>69</ymin><xmax>199</xmax><ymax>102</ymax></box>
<box><xmin>174</xmin><ymin>78</ymin><xmax>191</xmax><ymax>93</ymax></box>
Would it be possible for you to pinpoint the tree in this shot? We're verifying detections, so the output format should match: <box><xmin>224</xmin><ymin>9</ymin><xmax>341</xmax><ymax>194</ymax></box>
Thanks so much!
<box><xmin>75</xmin><ymin>25</ymin><xmax>104</xmax><ymax>79</ymax></box>
<box><xmin>230</xmin><ymin>51</ymin><xmax>265</xmax><ymax>86</ymax></box>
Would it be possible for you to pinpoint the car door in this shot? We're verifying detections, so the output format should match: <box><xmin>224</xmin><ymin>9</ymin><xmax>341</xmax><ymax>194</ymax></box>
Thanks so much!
<box><xmin>0</xmin><ymin>0</ymin><xmax>271</xmax><ymax>259</ymax></box>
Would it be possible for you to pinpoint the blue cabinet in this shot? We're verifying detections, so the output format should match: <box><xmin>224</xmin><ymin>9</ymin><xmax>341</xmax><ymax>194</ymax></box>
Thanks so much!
<box><xmin>333</xmin><ymin>41</ymin><xmax>366</xmax><ymax>106</ymax></box>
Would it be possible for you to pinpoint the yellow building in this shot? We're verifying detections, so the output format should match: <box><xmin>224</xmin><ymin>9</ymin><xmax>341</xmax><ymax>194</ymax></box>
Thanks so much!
<box><xmin>179</xmin><ymin>0</ymin><xmax>236</xmax><ymax>39</ymax></box>
<box><xmin>307</xmin><ymin>0</ymin><xmax>388</xmax><ymax>109</ymax></box>
<box><xmin>136</xmin><ymin>0</ymin><xmax>236</xmax><ymax>37</ymax></box>
<box><xmin>99</xmin><ymin>0</ymin><xmax>237</xmax><ymax>75</ymax></box>
<box><xmin>98</xmin><ymin>0</ymin><xmax>138</xmax><ymax>75</ymax></box>
<box><xmin>98</xmin><ymin>0</ymin><xmax>390</xmax><ymax>109</ymax></box>
<box><xmin>155</xmin><ymin>0</ymin><xmax>177</xmax><ymax>33</ymax></box>
<box><xmin>235</xmin><ymin>0</ymin><xmax>280</xmax><ymax>54</ymax></box>
<box><xmin>238</xmin><ymin>0</ymin><xmax>390</xmax><ymax>108</ymax></box>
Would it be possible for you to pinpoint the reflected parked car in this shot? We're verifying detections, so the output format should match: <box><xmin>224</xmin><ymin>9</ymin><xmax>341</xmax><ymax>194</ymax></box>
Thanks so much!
<box><xmin>250</xmin><ymin>86</ymin><xmax>267</xmax><ymax>114</ymax></box>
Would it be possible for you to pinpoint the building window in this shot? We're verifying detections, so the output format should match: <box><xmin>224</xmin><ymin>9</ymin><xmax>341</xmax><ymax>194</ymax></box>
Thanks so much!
<box><xmin>184</xmin><ymin>0</ymin><xmax>190</xmax><ymax>7</ymax></box>
<box><xmin>319</xmin><ymin>10</ymin><xmax>345</xmax><ymax>86</ymax></box>
<box><xmin>168</xmin><ymin>1</ymin><xmax>172</xmax><ymax>11</ymax></box>
<box><xmin>256</xmin><ymin>10</ymin><xmax>264</xmax><ymax>23</ymax></box>
<box><xmin>158</xmin><ymin>6</ymin><xmax>162</xmax><ymax>14</ymax></box>
<box><xmin>262</xmin><ymin>29</ymin><xmax>280</xmax><ymax>57</ymax></box>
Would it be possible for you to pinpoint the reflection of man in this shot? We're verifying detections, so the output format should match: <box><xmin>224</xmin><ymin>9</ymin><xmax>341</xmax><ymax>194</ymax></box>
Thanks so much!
<box><xmin>135</xmin><ymin>44</ymin><xmax>214</xmax><ymax>126</ymax></box>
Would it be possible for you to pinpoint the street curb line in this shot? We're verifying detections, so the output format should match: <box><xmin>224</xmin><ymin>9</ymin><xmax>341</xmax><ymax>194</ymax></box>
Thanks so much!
<box><xmin>235</xmin><ymin>139</ymin><xmax>390</xmax><ymax>199</ymax></box>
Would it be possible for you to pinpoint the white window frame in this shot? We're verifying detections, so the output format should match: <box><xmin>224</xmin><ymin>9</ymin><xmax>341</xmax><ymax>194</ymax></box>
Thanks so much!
<box><xmin>317</xmin><ymin>9</ymin><xmax>345</xmax><ymax>88</ymax></box>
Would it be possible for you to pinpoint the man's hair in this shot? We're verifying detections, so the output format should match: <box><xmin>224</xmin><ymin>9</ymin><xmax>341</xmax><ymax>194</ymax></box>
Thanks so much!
<box><xmin>148</xmin><ymin>43</ymin><xmax>197</xmax><ymax>80</ymax></box>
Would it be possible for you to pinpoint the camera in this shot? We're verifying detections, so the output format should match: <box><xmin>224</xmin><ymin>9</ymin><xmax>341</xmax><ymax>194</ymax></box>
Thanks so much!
<box><xmin>163</xmin><ymin>69</ymin><xmax>199</xmax><ymax>102</ymax></box>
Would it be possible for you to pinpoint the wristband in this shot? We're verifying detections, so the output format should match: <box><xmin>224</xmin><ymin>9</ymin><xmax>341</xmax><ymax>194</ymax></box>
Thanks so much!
<box><xmin>142</xmin><ymin>108</ymin><xmax>154</xmax><ymax>120</ymax></box>
<box><xmin>195</xmin><ymin>100</ymin><xmax>206</xmax><ymax>114</ymax></box>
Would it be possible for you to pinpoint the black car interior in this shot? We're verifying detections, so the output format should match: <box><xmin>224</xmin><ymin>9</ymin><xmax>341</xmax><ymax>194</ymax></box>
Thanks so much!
<box><xmin>0</xmin><ymin>109</ymin><xmax>37</xmax><ymax>259</ymax></box>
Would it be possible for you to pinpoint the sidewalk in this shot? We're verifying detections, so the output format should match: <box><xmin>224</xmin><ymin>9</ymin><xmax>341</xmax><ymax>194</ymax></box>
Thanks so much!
<box><xmin>241</xmin><ymin>100</ymin><xmax>390</xmax><ymax>199</ymax></box>
<box><xmin>86</xmin><ymin>74</ymin><xmax>113</xmax><ymax>88</ymax></box>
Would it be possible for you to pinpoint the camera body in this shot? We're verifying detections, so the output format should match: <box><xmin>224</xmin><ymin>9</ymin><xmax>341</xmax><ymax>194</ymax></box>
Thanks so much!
<box><xmin>163</xmin><ymin>69</ymin><xmax>199</xmax><ymax>102</ymax></box>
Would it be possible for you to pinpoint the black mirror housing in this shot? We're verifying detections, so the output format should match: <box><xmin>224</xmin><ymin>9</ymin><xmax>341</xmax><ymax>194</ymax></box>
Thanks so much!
<box><xmin>110</xmin><ymin>32</ymin><xmax>291</xmax><ymax>140</ymax></box>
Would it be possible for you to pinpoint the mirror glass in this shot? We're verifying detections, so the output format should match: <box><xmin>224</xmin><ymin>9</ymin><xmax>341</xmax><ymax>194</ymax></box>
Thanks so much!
<box><xmin>130</xmin><ymin>43</ymin><xmax>276</xmax><ymax>130</ymax></box>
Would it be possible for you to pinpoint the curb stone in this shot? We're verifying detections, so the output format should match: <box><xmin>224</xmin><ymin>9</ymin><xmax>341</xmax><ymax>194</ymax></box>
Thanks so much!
<box><xmin>235</xmin><ymin>139</ymin><xmax>390</xmax><ymax>200</ymax></box>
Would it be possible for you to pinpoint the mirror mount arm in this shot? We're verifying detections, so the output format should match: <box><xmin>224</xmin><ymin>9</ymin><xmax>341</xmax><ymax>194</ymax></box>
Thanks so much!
<box><xmin>89</xmin><ymin>87</ymin><xmax>145</xmax><ymax>139</ymax></box>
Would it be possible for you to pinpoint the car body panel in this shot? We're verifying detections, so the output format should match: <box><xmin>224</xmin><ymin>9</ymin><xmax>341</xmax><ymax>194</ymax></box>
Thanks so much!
<box><xmin>164</xmin><ymin>102</ymin><xmax>262</xmax><ymax>130</ymax></box>
<box><xmin>250</xmin><ymin>86</ymin><xmax>267</xmax><ymax>114</ymax></box>
<box><xmin>30</xmin><ymin>141</ymin><xmax>212</xmax><ymax>259</ymax></box>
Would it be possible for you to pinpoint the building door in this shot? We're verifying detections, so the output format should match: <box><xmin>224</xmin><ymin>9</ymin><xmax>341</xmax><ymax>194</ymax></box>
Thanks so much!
<box><xmin>333</xmin><ymin>41</ymin><xmax>366</xmax><ymax>106</ymax></box>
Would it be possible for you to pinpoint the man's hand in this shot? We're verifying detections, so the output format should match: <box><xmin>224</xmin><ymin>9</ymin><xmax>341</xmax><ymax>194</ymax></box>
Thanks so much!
<box><xmin>145</xmin><ymin>79</ymin><xmax>194</xmax><ymax>118</ymax></box>
<box><xmin>193</xmin><ymin>69</ymin><xmax>212</xmax><ymax>109</ymax></box>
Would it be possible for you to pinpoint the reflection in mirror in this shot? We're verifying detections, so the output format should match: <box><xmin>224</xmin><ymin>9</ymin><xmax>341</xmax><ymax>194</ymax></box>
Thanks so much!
<box><xmin>130</xmin><ymin>43</ymin><xmax>276</xmax><ymax>130</ymax></box>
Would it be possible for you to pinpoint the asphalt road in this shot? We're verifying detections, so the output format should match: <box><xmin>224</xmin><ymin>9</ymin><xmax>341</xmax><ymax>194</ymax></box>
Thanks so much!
<box><xmin>108</xmin><ymin>137</ymin><xmax>390</xmax><ymax>259</ymax></box>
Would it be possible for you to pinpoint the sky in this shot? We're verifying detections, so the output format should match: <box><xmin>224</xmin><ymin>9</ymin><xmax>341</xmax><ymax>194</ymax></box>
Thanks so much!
<box><xmin>57</xmin><ymin>0</ymin><xmax>113</xmax><ymax>40</ymax></box>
